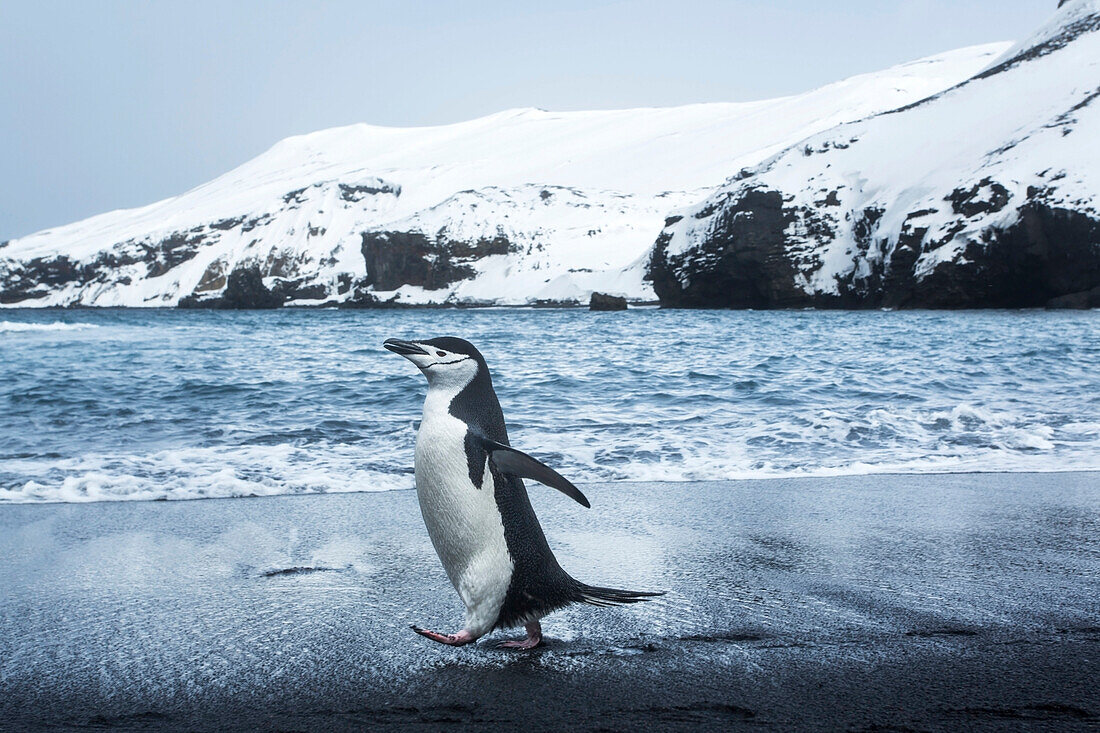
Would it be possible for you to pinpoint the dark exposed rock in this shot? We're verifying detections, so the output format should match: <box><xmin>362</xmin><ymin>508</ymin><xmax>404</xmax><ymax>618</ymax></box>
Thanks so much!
<box><xmin>589</xmin><ymin>292</ymin><xmax>627</xmax><ymax>311</ymax></box>
<box><xmin>338</xmin><ymin>284</ymin><xmax>423</xmax><ymax>308</ymax></box>
<box><xmin>330</xmin><ymin>277</ymin><xmax>403</xmax><ymax>307</ymax></box>
<box><xmin>241</xmin><ymin>213</ymin><xmax>274</xmax><ymax>233</ymax></box>
<box><xmin>337</xmin><ymin>294</ymin><xmax>385</xmax><ymax>308</ymax></box>
<box><xmin>360</xmin><ymin>232</ymin><xmax>465</xmax><ymax>290</ymax></box>
<box><xmin>648</xmin><ymin>188</ymin><xmax>816</xmax><ymax>308</ymax></box>
<box><xmin>0</xmin><ymin>256</ymin><xmax>74</xmax><ymax>303</ymax></box>
<box><xmin>262</xmin><ymin>248</ymin><xmax>309</xmax><ymax>280</ymax></box>
<box><xmin>194</xmin><ymin>260</ymin><xmax>227</xmax><ymax>293</ymax></box>
<box><xmin>0</xmin><ymin>240</ymin><xmax>208</xmax><ymax>304</ymax></box>
<box><xmin>142</xmin><ymin>232</ymin><xmax>207</xmax><ymax>277</ymax></box>
<box><xmin>947</xmin><ymin>178</ymin><xmax>1011</xmax><ymax>218</ymax></box>
<box><xmin>270</xmin><ymin>278</ymin><xmax>328</xmax><ymax>302</ymax></box>
<box><xmin>339</xmin><ymin>182</ymin><xmax>400</xmax><ymax>202</ymax></box>
<box><xmin>179</xmin><ymin>265</ymin><xmax>282</xmax><ymax>309</ymax></box>
<box><xmin>1046</xmin><ymin>285</ymin><xmax>1100</xmax><ymax>308</ymax></box>
<box><xmin>836</xmin><ymin>207</ymin><xmax>887</xmax><ymax>301</ymax></box>
<box><xmin>877</xmin><ymin>219</ymin><xmax>925</xmax><ymax>308</ymax></box>
<box><xmin>801</xmin><ymin>139</ymin><xmax>854</xmax><ymax>157</ymax></box>
<box><xmin>337</xmin><ymin>296</ymin><xmax>379</xmax><ymax>308</ymax></box>
<box><xmin>177</xmin><ymin>293</ymin><xmax>220</xmax><ymax>309</ymax></box>
<box><xmin>909</xmin><ymin>200</ymin><xmax>1100</xmax><ymax>308</ymax></box>
<box><xmin>9</xmin><ymin>229</ymin><xmax>214</xmax><ymax>300</ymax></box>
<box><xmin>853</xmin><ymin>207</ymin><xmax>884</xmax><ymax>245</ymax></box>
<box><xmin>336</xmin><ymin>273</ymin><xmax>352</xmax><ymax>295</ymax></box>
<box><xmin>360</xmin><ymin>231</ymin><xmax>512</xmax><ymax>291</ymax></box>
<box><xmin>222</xmin><ymin>266</ymin><xmax>282</xmax><ymax>308</ymax></box>
<box><xmin>26</xmin><ymin>255</ymin><xmax>82</xmax><ymax>287</ymax></box>
<box><xmin>648</xmin><ymin>180</ymin><xmax>1100</xmax><ymax>309</ymax></box>
<box><xmin>296</xmin><ymin>283</ymin><xmax>329</xmax><ymax>301</ymax></box>
<box><xmin>282</xmin><ymin>187</ymin><xmax>308</xmax><ymax>205</ymax></box>
<box><xmin>282</xmin><ymin>180</ymin><xmax>401</xmax><ymax>208</ymax></box>
<box><xmin>209</xmin><ymin>216</ymin><xmax>245</xmax><ymax>231</ymax></box>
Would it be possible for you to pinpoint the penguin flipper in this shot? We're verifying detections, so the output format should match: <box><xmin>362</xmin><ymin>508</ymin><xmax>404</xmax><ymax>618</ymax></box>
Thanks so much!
<box><xmin>475</xmin><ymin>435</ymin><xmax>591</xmax><ymax>508</ymax></box>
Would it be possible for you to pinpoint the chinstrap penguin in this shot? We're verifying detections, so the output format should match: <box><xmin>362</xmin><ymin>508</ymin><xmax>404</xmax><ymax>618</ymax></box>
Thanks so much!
<box><xmin>384</xmin><ymin>336</ymin><xmax>660</xmax><ymax>649</ymax></box>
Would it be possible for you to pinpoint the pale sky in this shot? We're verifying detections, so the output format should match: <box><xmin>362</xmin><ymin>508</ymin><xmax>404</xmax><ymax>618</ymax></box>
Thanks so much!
<box><xmin>0</xmin><ymin>0</ymin><xmax>1054</xmax><ymax>240</ymax></box>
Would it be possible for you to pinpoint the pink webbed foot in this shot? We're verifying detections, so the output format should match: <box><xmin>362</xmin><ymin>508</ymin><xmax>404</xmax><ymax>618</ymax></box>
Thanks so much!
<box><xmin>410</xmin><ymin>625</ymin><xmax>476</xmax><ymax>646</ymax></box>
<box><xmin>496</xmin><ymin>621</ymin><xmax>543</xmax><ymax>650</ymax></box>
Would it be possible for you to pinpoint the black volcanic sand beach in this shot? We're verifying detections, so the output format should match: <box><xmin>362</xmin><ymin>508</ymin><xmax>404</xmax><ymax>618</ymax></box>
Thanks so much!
<box><xmin>1</xmin><ymin>472</ymin><xmax>1098</xmax><ymax>731</ymax></box>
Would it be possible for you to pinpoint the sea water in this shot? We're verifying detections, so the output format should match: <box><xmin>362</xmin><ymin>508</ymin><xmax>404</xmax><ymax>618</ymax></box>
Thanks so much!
<box><xmin>1</xmin><ymin>308</ymin><xmax>1097</xmax><ymax>503</ymax></box>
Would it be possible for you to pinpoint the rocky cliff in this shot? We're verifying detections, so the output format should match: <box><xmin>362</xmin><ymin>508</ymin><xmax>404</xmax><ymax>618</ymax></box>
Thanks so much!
<box><xmin>648</xmin><ymin>1</ymin><xmax>1100</xmax><ymax>309</ymax></box>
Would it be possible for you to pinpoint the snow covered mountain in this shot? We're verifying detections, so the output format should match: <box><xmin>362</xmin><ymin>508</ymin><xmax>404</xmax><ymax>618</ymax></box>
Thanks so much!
<box><xmin>0</xmin><ymin>43</ymin><xmax>1007</xmax><ymax>308</ymax></box>
<box><xmin>649</xmin><ymin>0</ymin><xmax>1100</xmax><ymax>309</ymax></box>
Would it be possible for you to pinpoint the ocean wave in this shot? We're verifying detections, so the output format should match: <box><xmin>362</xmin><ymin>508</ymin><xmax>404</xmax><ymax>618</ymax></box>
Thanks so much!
<box><xmin>0</xmin><ymin>321</ymin><xmax>98</xmax><ymax>333</ymax></box>
<box><xmin>2</xmin><ymin>308</ymin><xmax>1098</xmax><ymax>504</ymax></box>
<box><xmin>0</xmin><ymin>443</ymin><xmax>413</xmax><ymax>504</ymax></box>
<box><xmin>2</xmin><ymin>417</ymin><xmax>1095</xmax><ymax>504</ymax></box>
<box><xmin>2</xmin><ymin>449</ymin><xmax>1094</xmax><ymax>505</ymax></box>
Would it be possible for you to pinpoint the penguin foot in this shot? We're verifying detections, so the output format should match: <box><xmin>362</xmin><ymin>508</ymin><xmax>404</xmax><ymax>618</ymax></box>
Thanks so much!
<box><xmin>496</xmin><ymin>621</ymin><xmax>543</xmax><ymax>650</ymax></box>
<box><xmin>410</xmin><ymin>625</ymin><xmax>475</xmax><ymax>646</ymax></box>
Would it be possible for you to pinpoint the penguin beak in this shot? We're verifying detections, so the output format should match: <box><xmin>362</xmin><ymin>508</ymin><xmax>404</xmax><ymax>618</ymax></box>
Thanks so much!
<box><xmin>383</xmin><ymin>338</ymin><xmax>429</xmax><ymax>356</ymax></box>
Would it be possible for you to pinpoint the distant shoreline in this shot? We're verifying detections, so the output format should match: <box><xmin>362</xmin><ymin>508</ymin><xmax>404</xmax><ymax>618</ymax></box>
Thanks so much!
<box><xmin>2</xmin><ymin>302</ymin><xmax>1099</xmax><ymax>311</ymax></box>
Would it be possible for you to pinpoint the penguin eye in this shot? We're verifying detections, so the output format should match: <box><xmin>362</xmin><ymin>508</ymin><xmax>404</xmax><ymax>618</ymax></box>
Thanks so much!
<box><xmin>435</xmin><ymin>351</ymin><xmax>446</xmax><ymax>357</ymax></box>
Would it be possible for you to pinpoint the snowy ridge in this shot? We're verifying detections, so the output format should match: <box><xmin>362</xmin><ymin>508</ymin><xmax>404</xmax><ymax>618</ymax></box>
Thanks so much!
<box><xmin>651</xmin><ymin>0</ymin><xmax>1100</xmax><ymax>309</ymax></box>
<box><xmin>0</xmin><ymin>44</ymin><xmax>1007</xmax><ymax>307</ymax></box>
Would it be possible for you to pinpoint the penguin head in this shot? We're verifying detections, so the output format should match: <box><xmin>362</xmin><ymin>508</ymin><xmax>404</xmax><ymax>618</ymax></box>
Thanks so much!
<box><xmin>383</xmin><ymin>336</ymin><xmax>485</xmax><ymax>389</ymax></box>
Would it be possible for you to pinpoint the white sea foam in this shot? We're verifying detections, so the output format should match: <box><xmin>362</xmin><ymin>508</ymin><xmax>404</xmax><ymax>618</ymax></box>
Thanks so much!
<box><xmin>2</xmin><ymin>309</ymin><xmax>1098</xmax><ymax>504</ymax></box>
<box><xmin>0</xmin><ymin>321</ymin><xmax>98</xmax><ymax>333</ymax></box>
<box><xmin>1</xmin><ymin>417</ymin><xmax>1094</xmax><ymax>504</ymax></box>
<box><xmin>0</xmin><ymin>444</ymin><xmax>413</xmax><ymax>504</ymax></box>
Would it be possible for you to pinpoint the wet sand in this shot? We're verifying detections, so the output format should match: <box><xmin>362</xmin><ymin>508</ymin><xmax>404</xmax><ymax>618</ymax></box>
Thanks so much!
<box><xmin>1</xmin><ymin>472</ymin><xmax>1098</xmax><ymax>731</ymax></box>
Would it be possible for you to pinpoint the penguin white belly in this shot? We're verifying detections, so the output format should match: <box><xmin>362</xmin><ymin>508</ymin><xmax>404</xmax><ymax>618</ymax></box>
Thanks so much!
<box><xmin>414</xmin><ymin>403</ymin><xmax>514</xmax><ymax>636</ymax></box>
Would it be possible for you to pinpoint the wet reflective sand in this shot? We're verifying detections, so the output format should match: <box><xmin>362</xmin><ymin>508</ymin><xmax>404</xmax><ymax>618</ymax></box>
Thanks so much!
<box><xmin>1</xmin><ymin>472</ymin><xmax>1098</xmax><ymax>730</ymax></box>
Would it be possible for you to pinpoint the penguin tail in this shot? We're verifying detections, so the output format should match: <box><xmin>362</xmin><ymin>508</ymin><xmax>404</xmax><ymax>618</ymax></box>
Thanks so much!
<box><xmin>574</xmin><ymin>582</ymin><xmax>665</xmax><ymax>607</ymax></box>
